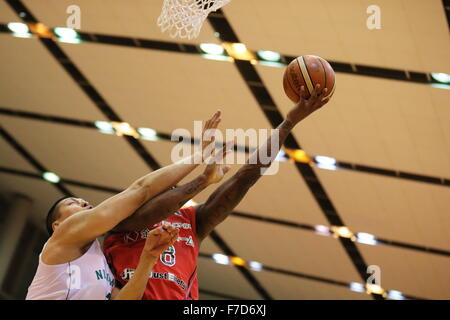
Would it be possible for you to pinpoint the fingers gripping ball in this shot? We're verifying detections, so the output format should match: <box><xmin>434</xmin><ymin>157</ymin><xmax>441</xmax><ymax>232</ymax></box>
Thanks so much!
<box><xmin>283</xmin><ymin>55</ymin><xmax>336</xmax><ymax>102</ymax></box>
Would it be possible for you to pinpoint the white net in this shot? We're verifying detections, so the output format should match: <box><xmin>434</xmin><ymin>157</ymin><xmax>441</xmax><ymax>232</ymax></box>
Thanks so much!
<box><xmin>157</xmin><ymin>0</ymin><xmax>232</xmax><ymax>40</ymax></box>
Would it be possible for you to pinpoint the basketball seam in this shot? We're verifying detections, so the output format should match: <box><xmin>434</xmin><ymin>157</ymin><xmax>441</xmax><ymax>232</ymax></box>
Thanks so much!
<box><xmin>318</xmin><ymin>59</ymin><xmax>335</xmax><ymax>99</ymax></box>
<box><xmin>297</xmin><ymin>57</ymin><xmax>314</xmax><ymax>95</ymax></box>
<box><xmin>328</xmin><ymin>81</ymin><xmax>336</xmax><ymax>98</ymax></box>
<box><xmin>318</xmin><ymin>58</ymin><xmax>327</xmax><ymax>95</ymax></box>
<box><xmin>285</xmin><ymin>71</ymin><xmax>299</xmax><ymax>100</ymax></box>
<box><xmin>303</xmin><ymin>57</ymin><xmax>314</xmax><ymax>91</ymax></box>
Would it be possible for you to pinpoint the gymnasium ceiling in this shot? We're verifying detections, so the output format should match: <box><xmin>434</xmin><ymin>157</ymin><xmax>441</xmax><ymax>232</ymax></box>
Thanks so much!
<box><xmin>0</xmin><ymin>0</ymin><xmax>449</xmax><ymax>300</ymax></box>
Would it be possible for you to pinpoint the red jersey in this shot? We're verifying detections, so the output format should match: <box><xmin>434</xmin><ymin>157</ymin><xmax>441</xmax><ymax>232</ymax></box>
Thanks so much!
<box><xmin>103</xmin><ymin>206</ymin><xmax>199</xmax><ymax>300</ymax></box>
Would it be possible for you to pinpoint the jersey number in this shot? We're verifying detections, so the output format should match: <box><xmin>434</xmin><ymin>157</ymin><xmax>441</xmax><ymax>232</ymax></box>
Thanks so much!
<box><xmin>160</xmin><ymin>245</ymin><xmax>176</xmax><ymax>267</ymax></box>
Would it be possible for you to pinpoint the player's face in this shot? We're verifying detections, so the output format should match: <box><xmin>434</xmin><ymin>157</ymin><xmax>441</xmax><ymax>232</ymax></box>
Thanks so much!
<box><xmin>58</xmin><ymin>197</ymin><xmax>93</xmax><ymax>221</ymax></box>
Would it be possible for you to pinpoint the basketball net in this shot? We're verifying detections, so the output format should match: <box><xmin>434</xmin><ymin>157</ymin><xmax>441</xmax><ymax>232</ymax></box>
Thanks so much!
<box><xmin>157</xmin><ymin>0</ymin><xmax>232</xmax><ymax>40</ymax></box>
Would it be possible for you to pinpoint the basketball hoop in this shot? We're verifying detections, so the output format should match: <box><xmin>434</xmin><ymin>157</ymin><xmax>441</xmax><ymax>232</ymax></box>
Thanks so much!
<box><xmin>157</xmin><ymin>0</ymin><xmax>232</xmax><ymax>40</ymax></box>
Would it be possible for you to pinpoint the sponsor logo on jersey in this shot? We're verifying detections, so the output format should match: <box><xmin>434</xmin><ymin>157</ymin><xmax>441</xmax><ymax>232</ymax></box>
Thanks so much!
<box><xmin>120</xmin><ymin>268</ymin><xmax>135</xmax><ymax>281</ymax></box>
<box><xmin>120</xmin><ymin>268</ymin><xmax>186</xmax><ymax>290</ymax></box>
<box><xmin>162</xmin><ymin>220</ymin><xmax>192</xmax><ymax>230</ymax></box>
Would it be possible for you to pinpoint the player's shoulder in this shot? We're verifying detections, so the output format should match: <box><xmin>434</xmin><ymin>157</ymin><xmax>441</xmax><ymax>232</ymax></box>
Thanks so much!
<box><xmin>176</xmin><ymin>205</ymin><xmax>197</xmax><ymax>217</ymax></box>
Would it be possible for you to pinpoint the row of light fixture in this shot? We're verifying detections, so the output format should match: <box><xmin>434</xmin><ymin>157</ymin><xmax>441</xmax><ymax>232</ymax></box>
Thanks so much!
<box><xmin>208</xmin><ymin>251</ymin><xmax>405</xmax><ymax>300</ymax></box>
<box><xmin>199</xmin><ymin>42</ymin><xmax>284</xmax><ymax>67</ymax></box>
<box><xmin>5</xmin><ymin>22</ymin><xmax>450</xmax><ymax>87</ymax></box>
<box><xmin>94</xmin><ymin>119</ymin><xmax>339</xmax><ymax>171</ymax></box>
<box><xmin>199</xmin><ymin>41</ymin><xmax>450</xmax><ymax>88</ymax></box>
<box><xmin>37</xmin><ymin>120</ymin><xmax>337</xmax><ymax>185</ymax></box>
<box><xmin>7</xmin><ymin>22</ymin><xmax>81</xmax><ymax>43</ymax></box>
<box><xmin>94</xmin><ymin>120</ymin><xmax>159</xmax><ymax>141</ymax></box>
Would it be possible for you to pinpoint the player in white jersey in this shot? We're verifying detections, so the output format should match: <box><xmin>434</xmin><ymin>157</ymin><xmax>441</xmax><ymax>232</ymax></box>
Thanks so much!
<box><xmin>27</xmin><ymin>224</ymin><xmax>178</xmax><ymax>300</ymax></box>
<box><xmin>27</xmin><ymin>111</ymin><xmax>224</xmax><ymax>300</ymax></box>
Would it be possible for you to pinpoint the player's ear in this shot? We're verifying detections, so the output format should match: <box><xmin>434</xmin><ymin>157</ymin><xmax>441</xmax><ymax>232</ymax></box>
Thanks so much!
<box><xmin>52</xmin><ymin>220</ymin><xmax>60</xmax><ymax>231</ymax></box>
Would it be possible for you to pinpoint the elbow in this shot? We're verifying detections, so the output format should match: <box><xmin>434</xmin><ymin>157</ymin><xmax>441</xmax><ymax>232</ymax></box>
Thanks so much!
<box><xmin>235</xmin><ymin>166</ymin><xmax>261</xmax><ymax>188</ymax></box>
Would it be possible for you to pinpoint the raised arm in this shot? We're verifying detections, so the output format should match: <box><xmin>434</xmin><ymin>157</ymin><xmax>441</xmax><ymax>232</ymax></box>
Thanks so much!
<box><xmin>51</xmin><ymin>154</ymin><xmax>202</xmax><ymax>246</ymax></box>
<box><xmin>114</xmin><ymin>144</ymin><xmax>232</xmax><ymax>232</ymax></box>
<box><xmin>112</xmin><ymin>225</ymin><xmax>179</xmax><ymax>300</ymax></box>
<box><xmin>51</xmin><ymin>111</ymin><xmax>222</xmax><ymax>247</ymax></box>
<box><xmin>195</xmin><ymin>85</ymin><xmax>330</xmax><ymax>242</ymax></box>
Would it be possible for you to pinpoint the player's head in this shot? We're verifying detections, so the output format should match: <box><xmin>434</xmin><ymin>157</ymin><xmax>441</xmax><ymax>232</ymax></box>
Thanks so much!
<box><xmin>46</xmin><ymin>197</ymin><xmax>93</xmax><ymax>236</ymax></box>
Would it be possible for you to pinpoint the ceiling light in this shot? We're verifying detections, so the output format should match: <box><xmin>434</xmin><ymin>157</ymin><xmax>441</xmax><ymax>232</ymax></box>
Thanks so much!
<box><xmin>248</xmin><ymin>261</ymin><xmax>263</xmax><ymax>272</ymax></box>
<box><xmin>285</xmin><ymin>149</ymin><xmax>311</xmax><ymax>163</ymax></box>
<box><xmin>138</xmin><ymin>127</ymin><xmax>158</xmax><ymax>141</ymax></box>
<box><xmin>111</xmin><ymin>122</ymin><xmax>139</xmax><ymax>139</ymax></box>
<box><xmin>29</xmin><ymin>23</ymin><xmax>53</xmax><ymax>38</ymax></box>
<box><xmin>349</xmin><ymin>282</ymin><xmax>365</xmax><ymax>293</ymax></box>
<box><xmin>42</xmin><ymin>171</ymin><xmax>61</xmax><ymax>184</ymax></box>
<box><xmin>366</xmin><ymin>283</ymin><xmax>385</xmax><ymax>295</ymax></box>
<box><xmin>7</xmin><ymin>22</ymin><xmax>29</xmax><ymax>34</ymax></box>
<box><xmin>274</xmin><ymin>150</ymin><xmax>288</xmax><ymax>162</ymax></box>
<box><xmin>314</xmin><ymin>155</ymin><xmax>337</xmax><ymax>170</ymax></box>
<box><xmin>232</xmin><ymin>43</ymin><xmax>247</xmax><ymax>54</ymax></box>
<box><xmin>94</xmin><ymin>121</ymin><xmax>115</xmax><ymax>134</ymax></box>
<box><xmin>314</xmin><ymin>225</ymin><xmax>331</xmax><ymax>236</ymax></box>
<box><xmin>223</xmin><ymin>42</ymin><xmax>256</xmax><ymax>61</ymax></box>
<box><xmin>387</xmin><ymin>290</ymin><xmax>406</xmax><ymax>300</ymax></box>
<box><xmin>201</xmin><ymin>54</ymin><xmax>234</xmax><ymax>62</ymax></box>
<box><xmin>257</xmin><ymin>50</ymin><xmax>281</xmax><ymax>62</ymax></box>
<box><xmin>431</xmin><ymin>72</ymin><xmax>450</xmax><ymax>84</ymax></box>
<box><xmin>332</xmin><ymin>226</ymin><xmax>354</xmax><ymax>239</ymax></box>
<box><xmin>230</xmin><ymin>256</ymin><xmax>246</xmax><ymax>267</ymax></box>
<box><xmin>53</xmin><ymin>27</ymin><xmax>81</xmax><ymax>44</ymax></box>
<box><xmin>7</xmin><ymin>22</ymin><xmax>31</xmax><ymax>38</ymax></box>
<box><xmin>53</xmin><ymin>27</ymin><xmax>77</xmax><ymax>38</ymax></box>
<box><xmin>315</xmin><ymin>155</ymin><xmax>336</xmax><ymax>166</ymax></box>
<box><xmin>356</xmin><ymin>232</ymin><xmax>377</xmax><ymax>246</ymax></box>
<box><xmin>258</xmin><ymin>60</ymin><xmax>286</xmax><ymax>68</ymax></box>
<box><xmin>212</xmin><ymin>253</ymin><xmax>229</xmax><ymax>265</ymax></box>
<box><xmin>199</xmin><ymin>43</ymin><xmax>225</xmax><ymax>55</ymax></box>
<box><xmin>430</xmin><ymin>83</ymin><xmax>450</xmax><ymax>90</ymax></box>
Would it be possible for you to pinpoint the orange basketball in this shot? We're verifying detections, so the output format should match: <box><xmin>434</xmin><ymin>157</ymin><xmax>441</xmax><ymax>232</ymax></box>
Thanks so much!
<box><xmin>283</xmin><ymin>55</ymin><xmax>336</xmax><ymax>103</ymax></box>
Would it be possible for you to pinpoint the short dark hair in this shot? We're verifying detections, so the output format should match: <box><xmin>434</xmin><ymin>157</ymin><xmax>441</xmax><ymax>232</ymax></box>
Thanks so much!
<box><xmin>46</xmin><ymin>197</ymin><xmax>70</xmax><ymax>236</ymax></box>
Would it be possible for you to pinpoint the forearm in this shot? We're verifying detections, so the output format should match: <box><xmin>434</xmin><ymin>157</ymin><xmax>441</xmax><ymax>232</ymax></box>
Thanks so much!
<box><xmin>196</xmin><ymin>120</ymin><xmax>294</xmax><ymax>240</ymax></box>
<box><xmin>112</xmin><ymin>252</ymin><xmax>156</xmax><ymax>300</ymax></box>
<box><xmin>115</xmin><ymin>174</ymin><xmax>210</xmax><ymax>232</ymax></box>
<box><xmin>196</xmin><ymin>173</ymin><xmax>252</xmax><ymax>240</ymax></box>
<box><xmin>57</xmin><ymin>154</ymin><xmax>201</xmax><ymax>244</ymax></box>
<box><xmin>246</xmin><ymin>119</ymin><xmax>293</xmax><ymax>169</ymax></box>
<box><xmin>131</xmin><ymin>152</ymin><xmax>201</xmax><ymax>201</ymax></box>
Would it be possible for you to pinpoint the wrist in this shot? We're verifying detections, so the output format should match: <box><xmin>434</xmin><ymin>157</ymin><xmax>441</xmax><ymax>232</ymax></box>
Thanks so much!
<box><xmin>140</xmin><ymin>249</ymin><xmax>159</xmax><ymax>261</ymax></box>
<box><xmin>197</xmin><ymin>173</ymin><xmax>212</xmax><ymax>186</ymax></box>
<box><xmin>280</xmin><ymin>118</ymin><xmax>295</xmax><ymax>131</ymax></box>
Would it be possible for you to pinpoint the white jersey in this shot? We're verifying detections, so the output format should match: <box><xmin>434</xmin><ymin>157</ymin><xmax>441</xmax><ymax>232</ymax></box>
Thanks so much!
<box><xmin>26</xmin><ymin>239</ymin><xmax>115</xmax><ymax>300</ymax></box>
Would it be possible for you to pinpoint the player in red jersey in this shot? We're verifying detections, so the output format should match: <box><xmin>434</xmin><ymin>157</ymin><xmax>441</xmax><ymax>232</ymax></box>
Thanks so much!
<box><xmin>104</xmin><ymin>160</ymin><xmax>229</xmax><ymax>299</ymax></box>
<box><xmin>104</xmin><ymin>85</ymin><xmax>330</xmax><ymax>299</ymax></box>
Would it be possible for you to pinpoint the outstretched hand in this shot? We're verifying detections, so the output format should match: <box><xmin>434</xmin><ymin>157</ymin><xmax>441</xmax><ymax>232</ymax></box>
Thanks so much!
<box><xmin>143</xmin><ymin>225</ymin><xmax>179</xmax><ymax>257</ymax></box>
<box><xmin>202</xmin><ymin>140</ymin><xmax>233</xmax><ymax>185</ymax></box>
<box><xmin>286</xmin><ymin>84</ymin><xmax>330</xmax><ymax>126</ymax></box>
<box><xmin>201</xmin><ymin>110</ymin><xmax>221</xmax><ymax>161</ymax></box>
